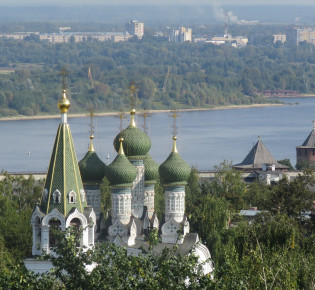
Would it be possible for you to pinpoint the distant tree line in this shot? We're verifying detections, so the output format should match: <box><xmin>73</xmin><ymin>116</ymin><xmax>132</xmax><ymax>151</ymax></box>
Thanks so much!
<box><xmin>0</xmin><ymin>35</ymin><xmax>315</xmax><ymax>116</ymax></box>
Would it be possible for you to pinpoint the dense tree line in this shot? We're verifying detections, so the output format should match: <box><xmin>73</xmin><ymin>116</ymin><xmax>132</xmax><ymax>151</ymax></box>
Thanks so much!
<box><xmin>1</xmin><ymin>35</ymin><xmax>315</xmax><ymax>116</ymax></box>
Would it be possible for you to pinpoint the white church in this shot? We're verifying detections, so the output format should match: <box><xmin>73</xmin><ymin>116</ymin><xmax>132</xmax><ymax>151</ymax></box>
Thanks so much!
<box><xmin>25</xmin><ymin>83</ymin><xmax>213</xmax><ymax>275</ymax></box>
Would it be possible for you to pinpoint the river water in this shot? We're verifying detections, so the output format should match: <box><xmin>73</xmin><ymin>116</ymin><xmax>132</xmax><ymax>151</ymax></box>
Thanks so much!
<box><xmin>1</xmin><ymin>97</ymin><xmax>314</xmax><ymax>172</ymax></box>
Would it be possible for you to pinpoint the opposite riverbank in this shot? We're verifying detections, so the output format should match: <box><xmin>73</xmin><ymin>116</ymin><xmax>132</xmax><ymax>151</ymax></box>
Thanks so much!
<box><xmin>0</xmin><ymin>103</ymin><xmax>285</xmax><ymax>122</ymax></box>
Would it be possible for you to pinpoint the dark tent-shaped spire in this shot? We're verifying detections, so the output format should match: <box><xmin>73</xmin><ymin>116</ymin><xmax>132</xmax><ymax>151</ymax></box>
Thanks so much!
<box><xmin>233</xmin><ymin>138</ymin><xmax>288</xmax><ymax>171</ymax></box>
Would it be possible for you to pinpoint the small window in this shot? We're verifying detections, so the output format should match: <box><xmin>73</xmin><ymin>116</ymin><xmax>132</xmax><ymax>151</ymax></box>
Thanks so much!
<box><xmin>68</xmin><ymin>191</ymin><xmax>76</xmax><ymax>204</ymax></box>
<box><xmin>53</xmin><ymin>190</ymin><xmax>61</xmax><ymax>204</ymax></box>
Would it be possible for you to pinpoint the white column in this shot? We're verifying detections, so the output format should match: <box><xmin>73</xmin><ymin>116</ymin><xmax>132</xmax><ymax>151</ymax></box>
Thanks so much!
<box><xmin>41</xmin><ymin>225</ymin><xmax>50</xmax><ymax>254</ymax></box>
<box><xmin>32</xmin><ymin>224</ymin><xmax>41</xmax><ymax>256</ymax></box>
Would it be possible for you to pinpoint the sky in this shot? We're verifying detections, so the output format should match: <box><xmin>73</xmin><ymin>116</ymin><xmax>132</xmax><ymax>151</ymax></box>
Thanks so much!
<box><xmin>0</xmin><ymin>0</ymin><xmax>314</xmax><ymax>5</ymax></box>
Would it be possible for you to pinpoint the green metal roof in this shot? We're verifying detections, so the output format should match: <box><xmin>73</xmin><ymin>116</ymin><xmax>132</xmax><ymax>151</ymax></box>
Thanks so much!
<box><xmin>143</xmin><ymin>153</ymin><xmax>159</xmax><ymax>184</ymax></box>
<box><xmin>79</xmin><ymin>151</ymin><xmax>106</xmax><ymax>183</ymax></box>
<box><xmin>106</xmin><ymin>153</ymin><xmax>137</xmax><ymax>187</ymax></box>
<box><xmin>159</xmin><ymin>152</ymin><xmax>191</xmax><ymax>186</ymax></box>
<box><xmin>41</xmin><ymin>123</ymin><xmax>87</xmax><ymax>216</ymax></box>
<box><xmin>113</xmin><ymin>125</ymin><xmax>151</xmax><ymax>159</ymax></box>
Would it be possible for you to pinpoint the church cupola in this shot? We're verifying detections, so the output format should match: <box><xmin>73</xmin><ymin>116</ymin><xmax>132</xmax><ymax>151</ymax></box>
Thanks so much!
<box><xmin>78</xmin><ymin>110</ymin><xmax>106</xmax><ymax>220</ymax></box>
<box><xmin>106</xmin><ymin>138</ymin><xmax>138</xmax><ymax>188</ymax></box>
<box><xmin>79</xmin><ymin>135</ymin><xmax>106</xmax><ymax>184</ymax></box>
<box><xmin>113</xmin><ymin>109</ymin><xmax>151</xmax><ymax>160</ymax></box>
<box><xmin>79</xmin><ymin>110</ymin><xmax>106</xmax><ymax>184</ymax></box>
<box><xmin>112</xmin><ymin>84</ymin><xmax>151</xmax><ymax>218</ymax></box>
<box><xmin>159</xmin><ymin>136</ymin><xmax>191</xmax><ymax>186</ymax></box>
<box><xmin>160</xmin><ymin>136</ymin><xmax>191</xmax><ymax>244</ymax></box>
<box><xmin>30</xmin><ymin>71</ymin><xmax>96</xmax><ymax>256</ymax></box>
<box><xmin>106</xmin><ymin>138</ymin><xmax>138</xmax><ymax>242</ymax></box>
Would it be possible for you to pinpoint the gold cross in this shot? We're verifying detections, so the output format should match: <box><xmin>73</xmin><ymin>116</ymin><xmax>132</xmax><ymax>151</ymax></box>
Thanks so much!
<box><xmin>58</xmin><ymin>67</ymin><xmax>69</xmax><ymax>89</ymax></box>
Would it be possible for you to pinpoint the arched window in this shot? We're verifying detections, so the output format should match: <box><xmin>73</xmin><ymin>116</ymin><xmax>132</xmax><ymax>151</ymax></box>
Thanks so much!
<box><xmin>70</xmin><ymin>218</ymin><xmax>81</xmax><ymax>228</ymax></box>
<box><xmin>49</xmin><ymin>218</ymin><xmax>61</xmax><ymax>247</ymax></box>
<box><xmin>68</xmin><ymin>191</ymin><xmax>76</xmax><ymax>204</ymax></box>
<box><xmin>53</xmin><ymin>190</ymin><xmax>61</xmax><ymax>204</ymax></box>
<box><xmin>70</xmin><ymin>218</ymin><xmax>81</xmax><ymax>246</ymax></box>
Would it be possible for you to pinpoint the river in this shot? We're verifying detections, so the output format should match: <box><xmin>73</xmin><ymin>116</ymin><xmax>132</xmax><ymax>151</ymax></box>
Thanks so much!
<box><xmin>1</xmin><ymin>97</ymin><xmax>314</xmax><ymax>172</ymax></box>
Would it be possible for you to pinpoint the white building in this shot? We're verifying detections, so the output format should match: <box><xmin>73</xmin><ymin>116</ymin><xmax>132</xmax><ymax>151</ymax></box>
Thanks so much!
<box><xmin>127</xmin><ymin>20</ymin><xmax>144</xmax><ymax>39</ymax></box>
<box><xmin>170</xmin><ymin>26</ymin><xmax>192</xmax><ymax>43</ymax></box>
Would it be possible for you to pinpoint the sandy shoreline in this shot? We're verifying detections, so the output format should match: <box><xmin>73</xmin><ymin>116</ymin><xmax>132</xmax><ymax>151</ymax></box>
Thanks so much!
<box><xmin>0</xmin><ymin>103</ymin><xmax>285</xmax><ymax>122</ymax></box>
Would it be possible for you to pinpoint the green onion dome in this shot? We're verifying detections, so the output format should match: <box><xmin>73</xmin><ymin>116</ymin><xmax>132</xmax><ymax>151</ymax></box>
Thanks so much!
<box><xmin>143</xmin><ymin>154</ymin><xmax>159</xmax><ymax>184</ymax></box>
<box><xmin>106</xmin><ymin>138</ymin><xmax>137</xmax><ymax>187</ymax></box>
<box><xmin>159</xmin><ymin>136</ymin><xmax>191</xmax><ymax>186</ymax></box>
<box><xmin>113</xmin><ymin>109</ymin><xmax>151</xmax><ymax>159</ymax></box>
<box><xmin>79</xmin><ymin>150</ymin><xmax>106</xmax><ymax>183</ymax></box>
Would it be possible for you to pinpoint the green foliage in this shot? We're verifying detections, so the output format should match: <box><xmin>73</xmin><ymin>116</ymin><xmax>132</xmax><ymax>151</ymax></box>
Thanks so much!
<box><xmin>0</xmin><ymin>173</ymin><xmax>44</xmax><ymax>260</ymax></box>
<box><xmin>6</xmin><ymin>36</ymin><xmax>315</xmax><ymax>116</ymax></box>
<box><xmin>277</xmin><ymin>158</ymin><xmax>294</xmax><ymax>170</ymax></box>
<box><xmin>209</xmin><ymin>161</ymin><xmax>246</xmax><ymax>210</ymax></box>
<box><xmin>268</xmin><ymin>173</ymin><xmax>315</xmax><ymax>217</ymax></box>
<box><xmin>99</xmin><ymin>176</ymin><xmax>111</xmax><ymax>213</ymax></box>
<box><xmin>214</xmin><ymin>214</ymin><xmax>315</xmax><ymax>289</ymax></box>
<box><xmin>154</xmin><ymin>181</ymin><xmax>164</xmax><ymax>220</ymax></box>
<box><xmin>296</xmin><ymin>159</ymin><xmax>315</xmax><ymax>170</ymax></box>
<box><xmin>0</xmin><ymin>227</ymin><xmax>213</xmax><ymax>289</ymax></box>
<box><xmin>1</xmin><ymin>167</ymin><xmax>315</xmax><ymax>288</ymax></box>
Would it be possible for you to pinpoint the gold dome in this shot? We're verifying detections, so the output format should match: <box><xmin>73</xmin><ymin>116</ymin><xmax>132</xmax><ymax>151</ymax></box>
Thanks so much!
<box><xmin>58</xmin><ymin>89</ymin><xmax>70</xmax><ymax>113</ymax></box>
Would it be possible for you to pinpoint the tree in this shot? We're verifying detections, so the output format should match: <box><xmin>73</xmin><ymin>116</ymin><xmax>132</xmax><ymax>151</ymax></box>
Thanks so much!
<box><xmin>268</xmin><ymin>173</ymin><xmax>315</xmax><ymax>218</ymax></box>
<box><xmin>215</xmin><ymin>214</ymin><xmax>315</xmax><ymax>289</ymax></box>
<box><xmin>296</xmin><ymin>159</ymin><xmax>314</xmax><ymax>170</ymax></box>
<box><xmin>0</xmin><ymin>227</ymin><xmax>213</xmax><ymax>289</ymax></box>
<box><xmin>277</xmin><ymin>158</ymin><xmax>294</xmax><ymax>170</ymax></box>
<box><xmin>137</xmin><ymin>78</ymin><xmax>156</xmax><ymax>100</ymax></box>
<box><xmin>209</xmin><ymin>161</ymin><xmax>247</xmax><ymax>211</ymax></box>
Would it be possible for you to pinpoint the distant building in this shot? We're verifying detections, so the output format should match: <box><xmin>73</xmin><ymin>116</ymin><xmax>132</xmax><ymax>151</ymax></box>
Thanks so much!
<box><xmin>273</xmin><ymin>34</ymin><xmax>286</xmax><ymax>43</ymax></box>
<box><xmin>193</xmin><ymin>37</ymin><xmax>208</xmax><ymax>43</ymax></box>
<box><xmin>209</xmin><ymin>34</ymin><xmax>248</xmax><ymax>47</ymax></box>
<box><xmin>296</xmin><ymin>123</ymin><xmax>315</xmax><ymax>165</ymax></box>
<box><xmin>0</xmin><ymin>32</ymin><xmax>39</xmax><ymax>41</ymax></box>
<box><xmin>0</xmin><ymin>32</ymin><xmax>131</xmax><ymax>44</ymax></box>
<box><xmin>126</xmin><ymin>20</ymin><xmax>144</xmax><ymax>39</ymax></box>
<box><xmin>170</xmin><ymin>26</ymin><xmax>192</xmax><ymax>43</ymax></box>
<box><xmin>233</xmin><ymin>138</ymin><xmax>288</xmax><ymax>172</ymax></box>
<box><xmin>286</xmin><ymin>27</ymin><xmax>315</xmax><ymax>46</ymax></box>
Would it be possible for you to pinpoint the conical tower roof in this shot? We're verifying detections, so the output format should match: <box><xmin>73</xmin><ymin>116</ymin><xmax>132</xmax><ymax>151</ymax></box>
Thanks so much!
<box><xmin>233</xmin><ymin>138</ymin><xmax>288</xmax><ymax>170</ymax></box>
<box><xmin>79</xmin><ymin>135</ymin><xmax>106</xmax><ymax>183</ymax></box>
<box><xmin>41</xmin><ymin>89</ymin><xmax>87</xmax><ymax>215</ymax></box>
<box><xmin>113</xmin><ymin>109</ymin><xmax>151</xmax><ymax>159</ymax></box>
<box><xmin>143</xmin><ymin>153</ymin><xmax>159</xmax><ymax>184</ymax></box>
<box><xmin>299</xmin><ymin>127</ymin><xmax>315</xmax><ymax>147</ymax></box>
<box><xmin>159</xmin><ymin>136</ymin><xmax>191</xmax><ymax>186</ymax></box>
<box><xmin>106</xmin><ymin>138</ymin><xmax>137</xmax><ymax>187</ymax></box>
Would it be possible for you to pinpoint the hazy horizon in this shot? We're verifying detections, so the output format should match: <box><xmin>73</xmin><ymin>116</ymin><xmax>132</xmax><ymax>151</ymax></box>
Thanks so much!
<box><xmin>0</xmin><ymin>1</ymin><xmax>314</xmax><ymax>6</ymax></box>
<box><xmin>0</xmin><ymin>3</ymin><xmax>313</xmax><ymax>25</ymax></box>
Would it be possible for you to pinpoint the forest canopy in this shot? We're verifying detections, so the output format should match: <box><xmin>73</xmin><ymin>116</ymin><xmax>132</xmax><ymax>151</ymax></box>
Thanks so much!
<box><xmin>0</xmin><ymin>35</ymin><xmax>314</xmax><ymax>117</ymax></box>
